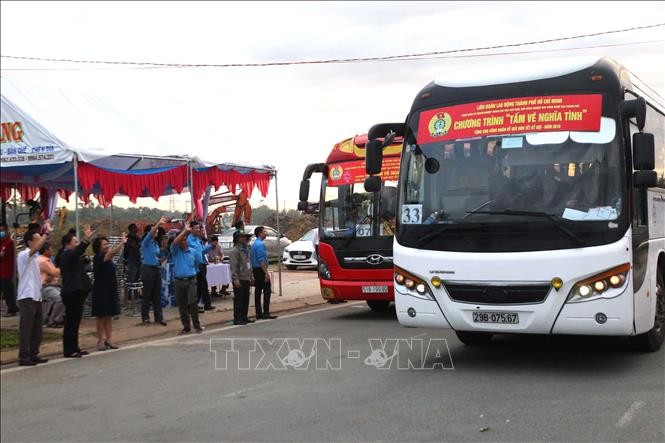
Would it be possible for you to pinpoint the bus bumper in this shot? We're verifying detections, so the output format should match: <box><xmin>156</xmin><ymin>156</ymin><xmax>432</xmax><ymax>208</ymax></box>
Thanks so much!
<box><xmin>320</xmin><ymin>279</ymin><xmax>394</xmax><ymax>301</ymax></box>
<box><xmin>550</xmin><ymin>286</ymin><xmax>633</xmax><ymax>335</ymax></box>
<box><xmin>395</xmin><ymin>287</ymin><xmax>452</xmax><ymax>329</ymax></box>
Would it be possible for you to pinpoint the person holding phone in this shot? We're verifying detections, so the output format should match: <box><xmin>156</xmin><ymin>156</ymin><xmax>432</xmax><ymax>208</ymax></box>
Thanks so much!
<box><xmin>59</xmin><ymin>224</ymin><xmax>96</xmax><ymax>358</ymax></box>
<box><xmin>92</xmin><ymin>233</ymin><xmax>127</xmax><ymax>351</ymax></box>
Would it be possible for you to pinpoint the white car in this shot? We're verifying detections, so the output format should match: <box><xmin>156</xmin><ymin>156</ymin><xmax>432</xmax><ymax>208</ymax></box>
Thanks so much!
<box><xmin>282</xmin><ymin>228</ymin><xmax>318</xmax><ymax>270</ymax></box>
<box><xmin>218</xmin><ymin>225</ymin><xmax>292</xmax><ymax>263</ymax></box>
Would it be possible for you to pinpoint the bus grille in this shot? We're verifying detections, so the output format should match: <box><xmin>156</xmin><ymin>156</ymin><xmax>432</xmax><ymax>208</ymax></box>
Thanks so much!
<box><xmin>444</xmin><ymin>283</ymin><xmax>551</xmax><ymax>305</ymax></box>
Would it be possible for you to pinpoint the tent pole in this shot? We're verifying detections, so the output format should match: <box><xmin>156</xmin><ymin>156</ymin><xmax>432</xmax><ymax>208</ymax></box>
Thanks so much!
<box><xmin>188</xmin><ymin>160</ymin><xmax>195</xmax><ymax>218</ymax></box>
<box><xmin>274</xmin><ymin>170</ymin><xmax>282</xmax><ymax>296</ymax></box>
<box><xmin>13</xmin><ymin>182</ymin><xmax>18</xmax><ymax>229</ymax></box>
<box><xmin>74</xmin><ymin>156</ymin><xmax>80</xmax><ymax>239</ymax></box>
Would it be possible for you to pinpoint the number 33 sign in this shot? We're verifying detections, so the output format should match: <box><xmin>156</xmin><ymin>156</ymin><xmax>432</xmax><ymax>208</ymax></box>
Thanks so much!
<box><xmin>401</xmin><ymin>205</ymin><xmax>423</xmax><ymax>224</ymax></box>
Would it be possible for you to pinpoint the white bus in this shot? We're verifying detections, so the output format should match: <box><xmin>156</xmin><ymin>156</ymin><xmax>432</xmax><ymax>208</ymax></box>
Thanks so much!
<box><xmin>365</xmin><ymin>58</ymin><xmax>665</xmax><ymax>351</ymax></box>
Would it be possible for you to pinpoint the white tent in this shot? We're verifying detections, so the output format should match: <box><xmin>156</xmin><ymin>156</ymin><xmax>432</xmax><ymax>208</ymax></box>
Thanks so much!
<box><xmin>1</xmin><ymin>77</ymin><xmax>284</xmax><ymax>293</ymax></box>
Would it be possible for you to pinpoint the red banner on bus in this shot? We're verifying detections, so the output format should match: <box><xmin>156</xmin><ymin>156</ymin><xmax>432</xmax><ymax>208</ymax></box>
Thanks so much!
<box><xmin>328</xmin><ymin>157</ymin><xmax>400</xmax><ymax>187</ymax></box>
<box><xmin>417</xmin><ymin>94</ymin><xmax>602</xmax><ymax>144</ymax></box>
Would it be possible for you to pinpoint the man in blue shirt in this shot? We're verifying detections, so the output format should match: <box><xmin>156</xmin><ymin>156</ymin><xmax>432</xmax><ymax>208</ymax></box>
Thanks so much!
<box><xmin>251</xmin><ymin>226</ymin><xmax>277</xmax><ymax>320</ymax></box>
<box><xmin>140</xmin><ymin>217</ymin><xmax>168</xmax><ymax>326</ymax></box>
<box><xmin>171</xmin><ymin>223</ymin><xmax>202</xmax><ymax>334</ymax></box>
<box><xmin>187</xmin><ymin>221</ymin><xmax>215</xmax><ymax>312</ymax></box>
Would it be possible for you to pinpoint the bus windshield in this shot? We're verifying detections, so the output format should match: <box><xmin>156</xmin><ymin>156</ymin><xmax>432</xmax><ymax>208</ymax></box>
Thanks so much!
<box><xmin>321</xmin><ymin>178</ymin><xmax>397</xmax><ymax>240</ymax></box>
<box><xmin>398</xmin><ymin>101</ymin><xmax>627</xmax><ymax>252</ymax></box>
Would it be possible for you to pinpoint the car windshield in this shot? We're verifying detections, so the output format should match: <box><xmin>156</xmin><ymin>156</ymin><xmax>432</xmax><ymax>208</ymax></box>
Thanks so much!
<box><xmin>298</xmin><ymin>229</ymin><xmax>317</xmax><ymax>242</ymax></box>
<box><xmin>321</xmin><ymin>166</ymin><xmax>397</xmax><ymax>240</ymax></box>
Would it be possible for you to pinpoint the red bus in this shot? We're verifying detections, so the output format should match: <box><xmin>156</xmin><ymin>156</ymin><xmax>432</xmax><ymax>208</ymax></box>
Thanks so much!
<box><xmin>299</xmin><ymin>134</ymin><xmax>402</xmax><ymax>311</ymax></box>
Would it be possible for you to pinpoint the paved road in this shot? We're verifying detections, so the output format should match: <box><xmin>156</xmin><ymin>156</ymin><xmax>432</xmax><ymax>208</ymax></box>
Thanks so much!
<box><xmin>1</xmin><ymin>303</ymin><xmax>663</xmax><ymax>442</ymax></box>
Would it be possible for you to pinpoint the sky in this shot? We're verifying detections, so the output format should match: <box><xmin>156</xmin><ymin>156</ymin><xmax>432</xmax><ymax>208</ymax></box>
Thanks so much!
<box><xmin>1</xmin><ymin>1</ymin><xmax>664</xmax><ymax>213</ymax></box>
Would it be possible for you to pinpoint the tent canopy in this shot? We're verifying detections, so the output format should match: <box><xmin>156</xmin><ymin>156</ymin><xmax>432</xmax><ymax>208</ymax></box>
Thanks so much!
<box><xmin>1</xmin><ymin>77</ymin><xmax>274</xmax><ymax>206</ymax></box>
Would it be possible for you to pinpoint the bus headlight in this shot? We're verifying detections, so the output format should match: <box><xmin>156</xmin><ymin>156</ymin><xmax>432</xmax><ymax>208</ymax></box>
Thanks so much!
<box><xmin>318</xmin><ymin>261</ymin><xmax>332</xmax><ymax>280</ymax></box>
<box><xmin>567</xmin><ymin>263</ymin><xmax>630</xmax><ymax>303</ymax></box>
<box><xmin>394</xmin><ymin>266</ymin><xmax>434</xmax><ymax>300</ymax></box>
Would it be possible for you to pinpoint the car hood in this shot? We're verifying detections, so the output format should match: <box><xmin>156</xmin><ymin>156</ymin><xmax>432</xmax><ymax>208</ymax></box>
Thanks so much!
<box><xmin>284</xmin><ymin>240</ymin><xmax>315</xmax><ymax>252</ymax></box>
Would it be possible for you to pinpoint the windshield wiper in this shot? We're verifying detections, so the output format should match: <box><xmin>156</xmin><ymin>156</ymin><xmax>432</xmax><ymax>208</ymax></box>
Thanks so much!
<box><xmin>464</xmin><ymin>209</ymin><xmax>584</xmax><ymax>246</ymax></box>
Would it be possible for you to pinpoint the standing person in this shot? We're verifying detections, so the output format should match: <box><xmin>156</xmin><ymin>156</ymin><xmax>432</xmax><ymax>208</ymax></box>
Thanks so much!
<box><xmin>206</xmin><ymin>235</ymin><xmax>225</xmax><ymax>297</ymax></box>
<box><xmin>140</xmin><ymin>217</ymin><xmax>168</xmax><ymax>326</ymax></box>
<box><xmin>171</xmin><ymin>224</ymin><xmax>203</xmax><ymax>335</ymax></box>
<box><xmin>251</xmin><ymin>226</ymin><xmax>277</xmax><ymax>320</ymax></box>
<box><xmin>38</xmin><ymin>242</ymin><xmax>65</xmax><ymax>328</ymax></box>
<box><xmin>123</xmin><ymin>223</ymin><xmax>141</xmax><ymax>284</ymax></box>
<box><xmin>60</xmin><ymin>225</ymin><xmax>96</xmax><ymax>358</ymax></box>
<box><xmin>206</xmin><ymin>235</ymin><xmax>224</xmax><ymax>264</ymax></box>
<box><xmin>91</xmin><ymin>234</ymin><xmax>126</xmax><ymax>351</ymax></box>
<box><xmin>16</xmin><ymin>227</ymin><xmax>51</xmax><ymax>366</ymax></box>
<box><xmin>54</xmin><ymin>227</ymin><xmax>76</xmax><ymax>268</ymax></box>
<box><xmin>188</xmin><ymin>221</ymin><xmax>215</xmax><ymax>312</ymax></box>
<box><xmin>229</xmin><ymin>229</ymin><xmax>254</xmax><ymax>325</ymax></box>
<box><xmin>0</xmin><ymin>222</ymin><xmax>18</xmax><ymax>317</ymax></box>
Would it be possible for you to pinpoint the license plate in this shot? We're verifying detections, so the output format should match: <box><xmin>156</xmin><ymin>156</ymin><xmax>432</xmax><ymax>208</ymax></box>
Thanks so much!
<box><xmin>362</xmin><ymin>285</ymin><xmax>388</xmax><ymax>294</ymax></box>
<box><xmin>472</xmin><ymin>311</ymin><xmax>519</xmax><ymax>324</ymax></box>
<box><xmin>294</xmin><ymin>255</ymin><xmax>306</xmax><ymax>260</ymax></box>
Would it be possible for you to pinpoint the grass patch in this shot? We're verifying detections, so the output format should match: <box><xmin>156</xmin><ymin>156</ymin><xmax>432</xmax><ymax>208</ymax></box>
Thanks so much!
<box><xmin>0</xmin><ymin>329</ymin><xmax>19</xmax><ymax>349</ymax></box>
<box><xmin>1</xmin><ymin>328</ymin><xmax>61</xmax><ymax>350</ymax></box>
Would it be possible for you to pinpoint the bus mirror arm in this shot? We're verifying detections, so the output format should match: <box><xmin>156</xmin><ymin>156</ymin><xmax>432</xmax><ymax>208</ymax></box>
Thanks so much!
<box><xmin>368</xmin><ymin>123</ymin><xmax>405</xmax><ymax>141</ymax></box>
<box><xmin>299</xmin><ymin>163</ymin><xmax>325</xmax><ymax>209</ymax></box>
<box><xmin>621</xmin><ymin>96</ymin><xmax>646</xmax><ymax>131</ymax></box>
<box><xmin>302</xmin><ymin>163</ymin><xmax>325</xmax><ymax>180</ymax></box>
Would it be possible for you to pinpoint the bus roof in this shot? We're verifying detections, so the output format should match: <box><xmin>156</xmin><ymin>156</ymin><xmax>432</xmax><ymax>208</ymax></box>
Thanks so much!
<box><xmin>326</xmin><ymin>133</ymin><xmax>402</xmax><ymax>164</ymax></box>
<box><xmin>433</xmin><ymin>56</ymin><xmax>602</xmax><ymax>89</ymax></box>
<box><xmin>415</xmin><ymin>57</ymin><xmax>663</xmax><ymax>115</ymax></box>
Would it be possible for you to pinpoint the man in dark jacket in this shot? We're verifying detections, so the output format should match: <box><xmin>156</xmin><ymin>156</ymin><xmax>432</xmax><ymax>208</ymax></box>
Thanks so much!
<box><xmin>124</xmin><ymin>223</ymin><xmax>141</xmax><ymax>283</ymax></box>
<box><xmin>59</xmin><ymin>225</ymin><xmax>96</xmax><ymax>358</ymax></box>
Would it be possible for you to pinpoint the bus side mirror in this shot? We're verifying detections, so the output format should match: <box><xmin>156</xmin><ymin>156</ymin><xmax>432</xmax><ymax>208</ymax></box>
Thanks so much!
<box><xmin>297</xmin><ymin>201</ymin><xmax>319</xmax><ymax>215</ymax></box>
<box><xmin>299</xmin><ymin>179</ymin><xmax>310</xmax><ymax>202</ymax></box>
<box><xmin>366</xmin><ymin>139</ymin><xmax>383</xmax><ymax>175</ymax></box>
<box><xmin>621</xmin><ymin>97</ymin><xmax>646</xmax><ymax>131</ymax></box>
<box><xmin>633</xmin><ymin>170</ymin><xmax>657</xmax><ymax>188</ymax></box>
<box><xmin>364</xmin><ymin>175</ymin><xmax>382</xmax><ymax>193</ymax></box>
<box><xmin>633</xmin><ymin>132</ymin><xmax>655</xmax><ymax>170</ymax></box>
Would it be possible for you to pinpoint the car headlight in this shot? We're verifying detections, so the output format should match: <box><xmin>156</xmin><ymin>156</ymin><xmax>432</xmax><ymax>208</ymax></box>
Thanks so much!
<box><xmin>567</xmin><ymin>263</ymin><xmax>630</xmax><ymax>303</ymax></box>
<box><xmin>319</xmin><ymin>260</ymin><xmax>331</xmax><ymax>280</ymax></box>
<box><xmin>393</xmin><ymin>266</ymin><xmax>434</xmax><ymax>300</ymax></box>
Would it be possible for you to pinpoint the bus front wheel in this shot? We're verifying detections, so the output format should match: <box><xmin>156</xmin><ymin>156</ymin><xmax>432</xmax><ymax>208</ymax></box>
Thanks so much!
<box><xmin>629</xmin><ymin>266</ymin><xmax>665</xmax><ymax>352</ymax></box>
<box><xmin>367</xmin><ymin>300</ymin><xmax>391</xmax><ymax>312</ymax></box>
<box><xmin>455</xmin><ymin>331</ymin><xmax>493</xmax><ymax>345</ymax></box>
